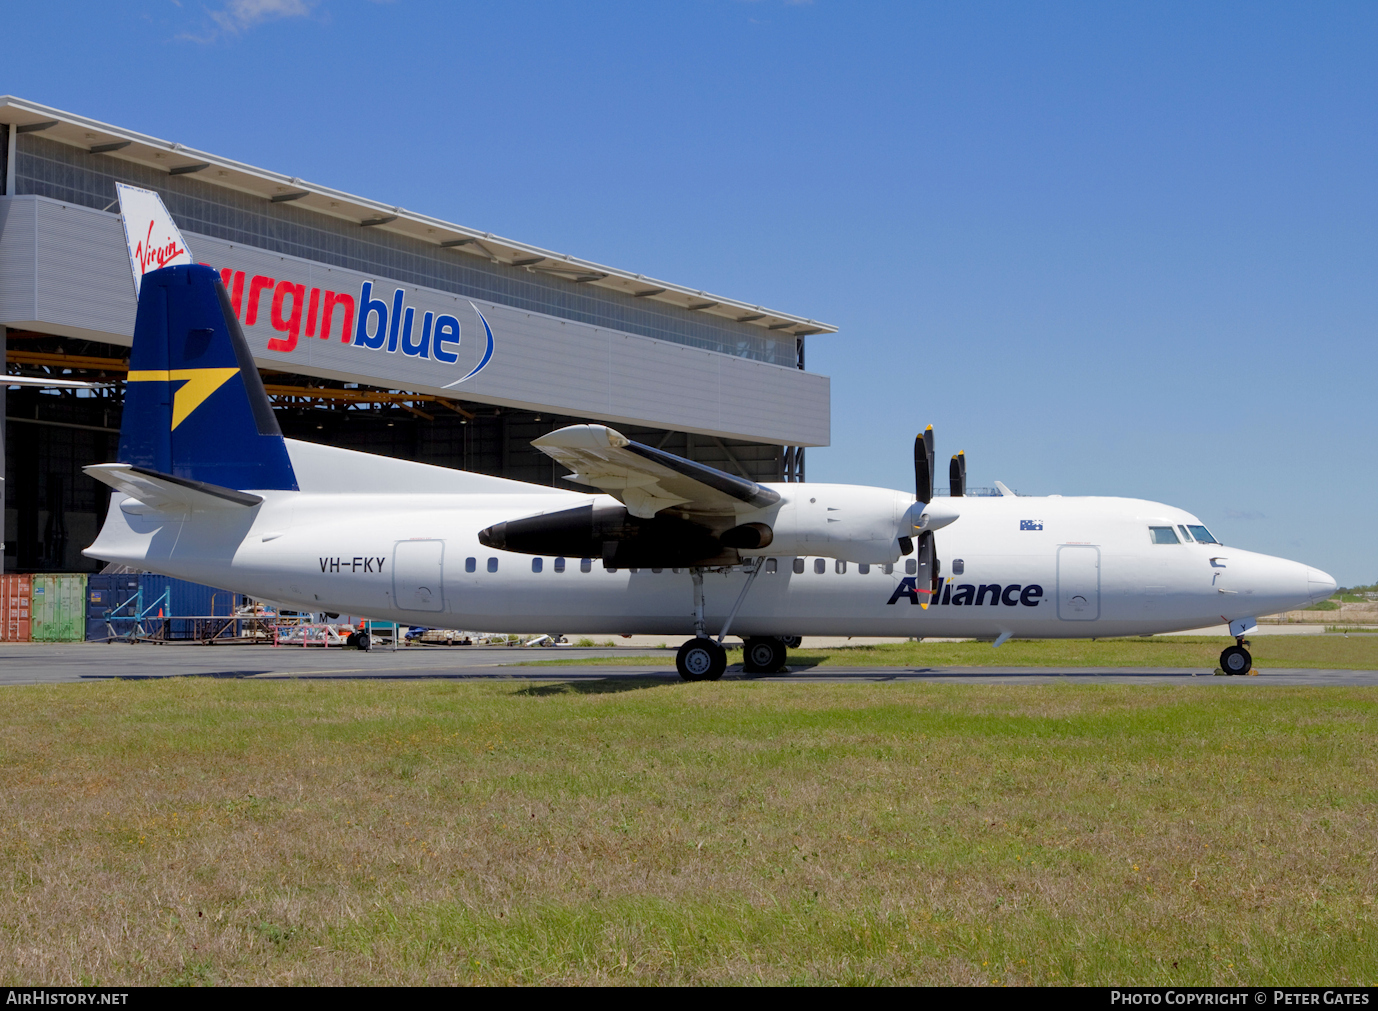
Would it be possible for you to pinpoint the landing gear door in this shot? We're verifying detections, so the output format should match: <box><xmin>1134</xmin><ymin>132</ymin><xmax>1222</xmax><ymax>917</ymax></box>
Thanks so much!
<box><xmin>1057</xmin><ymin>544</ymin><xmax>1100</xmax><ymax>620</ymax></box>
<box><xmin>393</xmin><ymin>539</ymin><xmax>445</xmax><ymax>612</ymax></box>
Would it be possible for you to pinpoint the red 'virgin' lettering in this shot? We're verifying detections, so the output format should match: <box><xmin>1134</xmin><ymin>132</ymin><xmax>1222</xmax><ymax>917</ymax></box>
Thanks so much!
<box><xmin>268</xmin><ymin>280</ymin><xmax>306</xmax><ymax>353</ymax></box>
<box><xmin>245</xmin><ymin>275</ymin><xmax>275</xmax><ymax>326</ymax></box>
<box><xmin>305</xmin><ymin>287</ymin><xmax>320</xmax><ymax>338</ymax></box>
<box><xmin>321</xmin><ymin>291</ymin><xmax>355</xmax><ymax>342</ymax></box>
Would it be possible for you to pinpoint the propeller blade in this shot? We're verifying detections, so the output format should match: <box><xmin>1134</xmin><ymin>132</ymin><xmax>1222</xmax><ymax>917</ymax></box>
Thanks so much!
<box><xmin>914</xmin><ymin>425</ymin><xmax>935</xmax><ymax>502</ymax></box>
<box><xmin>949</xmin><ymin>451</ymin><xmax>966</xmax><ymax>498</ymax></box>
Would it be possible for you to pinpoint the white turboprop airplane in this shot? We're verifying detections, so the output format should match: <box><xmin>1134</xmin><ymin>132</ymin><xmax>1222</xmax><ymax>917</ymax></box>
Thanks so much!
<box><xmin>82</xmin><ymin>187</ymin><xmax>1336</xmax><ymax>680</ymax></box>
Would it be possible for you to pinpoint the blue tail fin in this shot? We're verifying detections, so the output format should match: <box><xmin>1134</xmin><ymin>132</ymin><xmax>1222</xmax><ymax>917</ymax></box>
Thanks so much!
<box><xmin>118</xmin><ymin>263</ymin><xmax>298</xmax><ymax>491</ymax></box>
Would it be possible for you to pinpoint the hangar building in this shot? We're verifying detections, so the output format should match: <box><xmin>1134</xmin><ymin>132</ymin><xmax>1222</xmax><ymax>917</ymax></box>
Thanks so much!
<box><xmin>0</xmin><ymin>97</ymin><xmax>834</xmax><ymax>574</ymax></box>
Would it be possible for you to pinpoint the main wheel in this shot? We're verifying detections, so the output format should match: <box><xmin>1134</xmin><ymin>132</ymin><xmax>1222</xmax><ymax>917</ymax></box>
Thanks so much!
<box><xmin>1219</xmin><ymin>644</ymin><xmax>1252</xmax><ymax>675</ymax></box>
<box><xmin>777</xmin><ymin>635</ymin><xmax>802</xmax><ymax>650</ymax></box>
<box><xmin>743</xmin><ymin>636</ymin><xmax>787</xmax><ymax>674</ymax></box>
<box><xmin>676</xmin><ymin>637</ymin><xmax>726</xmax><ymax>682</ymax></box>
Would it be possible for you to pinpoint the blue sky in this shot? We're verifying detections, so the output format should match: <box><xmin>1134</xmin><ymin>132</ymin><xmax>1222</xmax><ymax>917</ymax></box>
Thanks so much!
<box><xmin>7</xmin><ymin>1</ymin><xmax>1377</xmax><ymax>582</ymax></box>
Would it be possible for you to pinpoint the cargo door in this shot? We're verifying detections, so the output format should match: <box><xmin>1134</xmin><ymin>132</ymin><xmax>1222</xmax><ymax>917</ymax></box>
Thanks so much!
<box><xmin>1057</xmin><ymin>545</ymin><xmax>1100</xmax><ymax>621</ymax></box>
<box><xmin>393</xmin><ymin>540</ymin><xmax>445</xmax><ymax>612</ymax></box>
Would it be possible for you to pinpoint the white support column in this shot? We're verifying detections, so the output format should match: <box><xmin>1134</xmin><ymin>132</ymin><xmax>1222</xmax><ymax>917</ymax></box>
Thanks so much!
<box><xmin>5</xmin><ymin>125</ymin><xmax>16</xmax><ymax>196</ymax></box>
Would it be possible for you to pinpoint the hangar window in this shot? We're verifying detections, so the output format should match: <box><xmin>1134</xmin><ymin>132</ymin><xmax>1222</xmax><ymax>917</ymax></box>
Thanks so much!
<box><xmin>793</xmin><ymin>558</ymin><xmax>805</xmax><ymax>574</ymax></box>
<box><xmin>905</xmin><ymin>559</ymin><xmax>917</xmax><ymax>575</ymax></box>
<box><xmin>465</xmin><ymin>557</ymin><xmax>476</xmax><ymax>573</ymax></box>
<box><xmin>1149</xmin><ymin>526</ymin><xmax>1180</xmax><ymax>544</ymax></box>
<box><xmin>835</xmin><ymin>560</ymin><xmax>847</xmax><ymax>574</ymax></box>
<box><xmin>764</xmin><ymin>558</ymin><xmax>777</xmax><ymax>574</ymax></box>
<box><xmin>814</xmin><ymin>558</ymin><xmax>826</xmax><ymax>575</ymax></box>
<box><xmin>554</xmin><ymin>556</ymin><xmax>566</xmax><ymax>573</ymax></box>
<box><xmin>1188</xmin><ymin>525</ymin><xmax>1219</xmax><ymax>544</ymax></box>
<box><xmin>487</xmin><ymin>557</ymin><xmax>499</xmax><ymax>572</ymax></box>
<box><xmin>580</xmin><ymin>558</ymin><xmax>592</xmax><ymax>573</ymax></box>
<box><xmin>531</xmin><ymin>558</ymin><xmax>543</xmax><ymax>573</ymax></box>
<box><xmin>858</xmin><ymin>563</ymin><xmax>870</xmax><ymax>575</ymax></box>
<box><xmin>883</xmin><ymin>563</ymin><xmax>893</xmax><ymax>575</ymax></box>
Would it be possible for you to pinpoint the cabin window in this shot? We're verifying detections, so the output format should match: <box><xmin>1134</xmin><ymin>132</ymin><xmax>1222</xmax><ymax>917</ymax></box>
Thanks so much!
<box><xmin>1178</xmin><ymin>525</ymin><xmax>1194</xmax><ymax>542</ymax></box>
<box><xmin>554</xmin><ymin>556</ymin><xmax>566</xmax><ymax>573</ymax></box>
<box><xmin>580</xmin><ymin>558</ymin><xmax>592</xmax><ymax>573</ymax></box>
<box><xmin>487</xmin><ymin>557</ymin><xmax>499</xmax><ymax>572</ymax></box>
<box><xmin>652</xmin><ymin>567</ymin><xmax>663</xmax><ymax>574</ymax></box>
<box><xmin>858</xmin><ymin>563</ymin><xmax>870</xmax><ymax>575</ymax></box>
<box><xmin>905</xmin><ymin>558</ymin><xmax>917</xmax><ymax>575</ymax></box>
<box><xmin>793</xmin><ymin>558</ymin><xmax>805</xmax><ymax>574</ymax></box>
<box><xmin>835</xmin><ymin>560</ymin><xmax>847</xmax><ymax>574</ymax></box>
<box><xmin>465</xmin><ymin>557</ymin><xmax>476</xmax><ymax>573</ymax></box>
<box><xmin>531</xmin><ymin>558</ymin><xmax>543</xmax><ymax>573</ymax></box>
<box><xmin>628</xmin><ymin>568</ymin><xmax>638</xmax><ymax>573</ymax></box>
<box><xmin>883</xmin><ymin>563</ymin><xmax>893</xmax><ymax>574</ymax></box>
<box><xmin>1187</xmin><ymin>525</ymin><xmax>1219</xmax><ymax>544</ymax></box>
<box><xmin>814</xmin><ymin>558</ymin><xmax>826</xmax><ymax>575</ymax></box>
<box><xmin>1149</xmin><ymin>526</ymin><xmax>1180</xmax><ymax>544</ymax></box>
<box><xmin>765</xmin><ymin>558</ymin><xmax>777</xmax><ymax>574</ymax></box>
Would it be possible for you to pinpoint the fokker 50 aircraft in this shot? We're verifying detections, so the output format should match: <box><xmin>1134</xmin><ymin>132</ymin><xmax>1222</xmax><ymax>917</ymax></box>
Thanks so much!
<box><xmin>84</xmin><ymin>188</ymin><xmax>1336</xmax><ymax>680</ymax></box>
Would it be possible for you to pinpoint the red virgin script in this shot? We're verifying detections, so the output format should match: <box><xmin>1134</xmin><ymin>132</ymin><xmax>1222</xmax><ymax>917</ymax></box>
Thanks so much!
<box><xmin>135</xmin><ymin>221</ymin><xmax>185</xmax><ymax>274</ymax></box>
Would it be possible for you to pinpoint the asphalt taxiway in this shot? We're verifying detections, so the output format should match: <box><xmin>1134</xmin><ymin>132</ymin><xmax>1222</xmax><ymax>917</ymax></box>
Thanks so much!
<box><xmin>2</xmin><ymin>642</ymin><xmax>1377</xmax><ymax>686</ymax></box>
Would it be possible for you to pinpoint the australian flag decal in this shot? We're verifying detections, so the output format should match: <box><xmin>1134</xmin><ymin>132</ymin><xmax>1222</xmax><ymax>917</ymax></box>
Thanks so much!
<box><xmin>1020</xmin><ymin>520</ymin><xmax>1044</xmax><ymax>531</ymax></box>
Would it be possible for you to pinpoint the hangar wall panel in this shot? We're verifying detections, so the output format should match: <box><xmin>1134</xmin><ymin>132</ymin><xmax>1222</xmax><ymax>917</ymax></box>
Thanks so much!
<box><xmin>0</xmin><ymin>195</ymin><xmax>830</xmax><ymax>447</ymax></box>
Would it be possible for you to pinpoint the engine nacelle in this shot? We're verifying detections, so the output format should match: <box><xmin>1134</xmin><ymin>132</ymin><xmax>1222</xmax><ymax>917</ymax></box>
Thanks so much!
<box><xmin>479</xmin><ymin>502</ymin><xmax>735</xmax><ymax>567</ymax></box>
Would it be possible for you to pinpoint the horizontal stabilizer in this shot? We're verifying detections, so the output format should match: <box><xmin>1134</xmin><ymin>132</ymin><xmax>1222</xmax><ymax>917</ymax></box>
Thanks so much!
<box><xmin>86</xmin><ymin>462</ymin><xmax>263</xmax><ymax>514</ymax></box>
<box><xmin>532</xmin><ymin>424</ymin><xmax>780</xmax><ymax>519</ymax></box>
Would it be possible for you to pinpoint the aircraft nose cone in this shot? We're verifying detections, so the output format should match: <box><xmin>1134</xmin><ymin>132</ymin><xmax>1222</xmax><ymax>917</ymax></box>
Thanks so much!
<box><xmin>1307</xmin><ymin>567</ymin><xmax>1337</xmax><ymax>605</ymax></box>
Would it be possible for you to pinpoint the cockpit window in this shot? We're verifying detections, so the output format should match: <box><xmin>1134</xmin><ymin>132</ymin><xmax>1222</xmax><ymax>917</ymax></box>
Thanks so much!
<box><xmin>1178</xmin><ymin>524</ymin><xmax>1194</xmax><ymax>542</ymax></box>
<box><xmin>1187</xmin><ymin>525</ymin><xmax>1219</xmax><ymax>544</ymax></box>
<box><xmin>1149</xmin><ymin>526</ymin><xmax>1180</xmax><ymax>544</ymax></box>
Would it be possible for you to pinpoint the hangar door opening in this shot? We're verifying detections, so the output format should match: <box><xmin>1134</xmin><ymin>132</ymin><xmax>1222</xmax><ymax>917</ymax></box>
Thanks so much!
<box><xmin>1057</xmin><ymin>545</ymin><xmax>1100</xmax><ymax>621</ymax></box>
<box><xmin>393</xmin><ymin>540</ymin><xmax>445</xmax><ymax>612</ymax></box>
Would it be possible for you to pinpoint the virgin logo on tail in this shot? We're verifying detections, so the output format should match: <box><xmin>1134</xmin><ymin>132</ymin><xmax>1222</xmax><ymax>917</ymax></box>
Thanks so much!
<box><xmin>134</xmin><ymin>220</ymin><xmax>185</xmax><ymax>275</ymax></box>
<box><xmin>116</xmin><ymin>183</ymin><xmax>193</xmax><ymax>296</ymax></box>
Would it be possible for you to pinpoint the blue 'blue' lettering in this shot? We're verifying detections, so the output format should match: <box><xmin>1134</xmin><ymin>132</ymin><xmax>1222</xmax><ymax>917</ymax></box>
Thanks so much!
<box><xmin>403</xmin><ymin>310</ymin><xmax>432</xmax><ymax>359</ymax></box>
<box><xmin>433</xmin><ymin>314</ymin><xmax>461</xmax><ymax>364</ymax></box>
<box><xmin>387</xmin><ymin>288</ymin><xmax>405</xmax><ymax>353</ymax></box>
<box><xmin>354</xmin><ymin>281</ymin><xmax>388</xmax><ymax>349</ymax></box>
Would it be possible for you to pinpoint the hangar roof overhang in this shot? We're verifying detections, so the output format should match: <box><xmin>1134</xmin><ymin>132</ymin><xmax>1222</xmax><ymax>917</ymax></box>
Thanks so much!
<box><xmin>0</xmin><ymin>96</ymin><xmax>837</xmax><ymax>340</ymax></box>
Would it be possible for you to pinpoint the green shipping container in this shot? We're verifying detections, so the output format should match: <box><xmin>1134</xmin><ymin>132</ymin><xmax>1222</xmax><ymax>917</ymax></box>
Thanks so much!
<box><xmin>31</xmin><ymin>574</ymin><xmax>89</xmax><ymax>642</ymax></box>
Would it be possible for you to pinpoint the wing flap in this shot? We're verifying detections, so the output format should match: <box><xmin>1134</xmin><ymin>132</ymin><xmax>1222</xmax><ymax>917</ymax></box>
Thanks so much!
<box><xmin>532</xmin><ymin>425</ymin><xmax>779</xmax><ymax>519</ymax></box>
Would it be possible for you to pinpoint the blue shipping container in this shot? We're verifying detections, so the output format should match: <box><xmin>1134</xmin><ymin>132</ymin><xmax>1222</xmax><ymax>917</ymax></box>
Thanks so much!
<box><xmin>138</xmin><ymin>576</ymin><xmax>240</xmax><ymax>639</ymax></box>
<box><xmin>86</xmin><ymin>575</ymin><xmax>240</xmax><ymax>641</ymax></box>
<box><xmin>85</xmin><ymin>575</ymin><xmax>141</xmax><ymax>641</ymax></box>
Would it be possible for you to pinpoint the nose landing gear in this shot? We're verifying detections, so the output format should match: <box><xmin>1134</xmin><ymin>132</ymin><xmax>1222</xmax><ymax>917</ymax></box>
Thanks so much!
<box><xmin>1218</xmin><ymin>638</ymin><xmax>1253</xmax><ymax>675</ymax></box>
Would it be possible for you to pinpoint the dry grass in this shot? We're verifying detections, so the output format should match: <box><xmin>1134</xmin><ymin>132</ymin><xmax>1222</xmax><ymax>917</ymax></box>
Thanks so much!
<box><xmin>524</xmin><ymin>634</ymin><xmax>1378</xmax><ymax>670</ymax></box>
<box><xmin>2</xmin><ymin>679</ymin><xmax>1376</xmax><ymax>985</ymax></box>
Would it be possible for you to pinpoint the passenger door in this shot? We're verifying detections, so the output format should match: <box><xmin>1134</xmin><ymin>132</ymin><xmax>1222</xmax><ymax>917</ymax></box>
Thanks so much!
<box><xmin>1057</xmin><ymin>545</ymin><xmax>1100</xmax><ymax>621</ymax></box>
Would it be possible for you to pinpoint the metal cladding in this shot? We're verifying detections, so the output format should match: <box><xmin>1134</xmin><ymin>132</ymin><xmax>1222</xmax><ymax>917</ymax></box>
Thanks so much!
<box><xmin>0</xmin><ymin>196</ymin><xmax>831</xmax><ymax>447</ymax></box>
<box><xmin>479</xmin><ymin>503</ymin><xmax>733</xmax><ymax>568</ymax></box>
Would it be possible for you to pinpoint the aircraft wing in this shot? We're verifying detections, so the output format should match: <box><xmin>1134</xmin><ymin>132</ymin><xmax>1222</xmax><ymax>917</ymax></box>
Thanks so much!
<box><xmin>532</xmin><ymin>425</ymin><xmax>780</xmax><ymax>519</ymax></box>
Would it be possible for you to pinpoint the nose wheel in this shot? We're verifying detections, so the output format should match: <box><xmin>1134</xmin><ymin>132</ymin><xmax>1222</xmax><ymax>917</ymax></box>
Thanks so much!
<box><xmin>677</xmin><ymin>638</ymin><xmax>727</xmax><ymax>681</ymax></box>
<box><xmin>1219</xmin><ymin>640</ymin><xmax>1252</xmax><ymax>675</ymax></box>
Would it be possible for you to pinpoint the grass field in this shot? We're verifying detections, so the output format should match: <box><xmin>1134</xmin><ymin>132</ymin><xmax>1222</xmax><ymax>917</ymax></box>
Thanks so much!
<box><xmin>2</xmin><ymin>678</ymin><xmax>1376</xmax><ymax>985</ymax></box>
<box><xmin>522</xmin><ymin>634</ymin><xmax>1378</xmax><ymax>670</ymax></box>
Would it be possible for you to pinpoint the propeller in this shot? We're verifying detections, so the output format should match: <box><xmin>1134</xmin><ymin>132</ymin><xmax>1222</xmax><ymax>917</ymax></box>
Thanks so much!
<box><xmin>949</xmin><ymin>450</ymin><xmax>966</xmax><ymax>498</ymax></box>
<box><xmin>914</xmin><ymin>425</ymin><xmax>935</xmax><ymax>503</ymax></box>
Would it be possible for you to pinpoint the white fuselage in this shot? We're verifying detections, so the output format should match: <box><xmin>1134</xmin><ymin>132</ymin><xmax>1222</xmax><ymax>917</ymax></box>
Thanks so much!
<box><xmin>86</xmin><ymin>440</ymin><xmax>1334</xmax><ymax>638</ymax></box>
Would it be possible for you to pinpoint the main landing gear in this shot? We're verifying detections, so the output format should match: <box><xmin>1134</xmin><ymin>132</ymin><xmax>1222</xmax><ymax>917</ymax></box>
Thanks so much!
<box><xmin>676</xmin><ymin>560</ymin><xmax>780</xmax><ymax>682</ymax></box>
<box><xmin>1219</xmin><ymin>638</ymin><xmax>1253</xmax><ymax>675</ymax></box>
